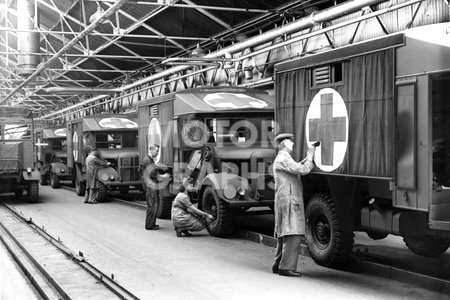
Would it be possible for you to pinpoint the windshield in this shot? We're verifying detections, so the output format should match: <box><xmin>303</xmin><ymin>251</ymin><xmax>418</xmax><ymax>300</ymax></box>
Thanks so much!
<box><xmin>95</xmin><ymin>131</ymin><xmax>138</xmax><ymax>149</ymax></box>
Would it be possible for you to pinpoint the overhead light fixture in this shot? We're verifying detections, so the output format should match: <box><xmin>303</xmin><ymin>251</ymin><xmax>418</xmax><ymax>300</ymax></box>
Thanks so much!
<box><xmin>191</xmin><ymin>44</ymin><xmax>207</xmax><ymax>57</ymax></box>
<box><xmin>89</xmin><ymin>2</ymin><xmax>106</xmax><ymax>24</ymax></box>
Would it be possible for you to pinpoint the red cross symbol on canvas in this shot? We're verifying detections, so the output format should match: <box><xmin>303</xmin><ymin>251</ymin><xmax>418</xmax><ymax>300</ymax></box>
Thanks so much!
<box><xmin>308</xmin><ymin>93</ymin><xmax>347</xmax><ymax>166</ymax></box>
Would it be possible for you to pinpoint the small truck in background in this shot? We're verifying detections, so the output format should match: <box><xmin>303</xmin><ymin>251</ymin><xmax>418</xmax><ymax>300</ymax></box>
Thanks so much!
<box><xmin>0</xmin><ymin>106</ymin><xmax>40</xmax><ymax>202</ymax></box>
<box><xmin>66</xmin><ymin>113</ymin><xmax>141</xmax><ymax>201</ymax></box>
<box><xmin>35</xmin><ymin>126</ymin><xmax>70</xmax><ymax>188</ymax></box>
<box><xmin>138</xmin><ymin>86</ymin><xmax>276</xmax><ymax>236</ymax></box>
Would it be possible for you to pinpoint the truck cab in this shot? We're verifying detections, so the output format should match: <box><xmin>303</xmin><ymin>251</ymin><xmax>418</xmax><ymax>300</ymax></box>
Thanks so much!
<box><xmin>0</xmin><ymin>106</ymin><xmax>40</xmax><ymax>202</ymax></box>
<box><xmin>67</xmin><ymin>114</ymin><xmax>141</xmax><ymax>201</ymax></box>
<box><xmin>138</xmin><ymin>87</ymin><xmax>276</xmax><ymax>236</ymax></box>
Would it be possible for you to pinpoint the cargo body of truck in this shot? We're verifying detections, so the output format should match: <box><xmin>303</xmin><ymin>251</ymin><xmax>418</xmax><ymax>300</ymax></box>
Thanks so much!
<box><xmin>138</xmin><ymin>87</ymin><xmax>276</xmax><ymax>236</ymax></box>
<box><xmin>67</xmin><ymin>114</ymin><xmax>141</xmax><ymax>201</ymax></box>
<box><xmin>36</xmin><ymin>127</ymin><xmax>70</xmax><ymax>188</ymax></box>
<box><xmin>274</xmin><ymin>23</ymin><xmax>450</xmax><ymax>267</ymax></box>
<box><xmin>0</xmin><ymin>106</ymin><xmax>40</xmax><ymax>202</ymax></box>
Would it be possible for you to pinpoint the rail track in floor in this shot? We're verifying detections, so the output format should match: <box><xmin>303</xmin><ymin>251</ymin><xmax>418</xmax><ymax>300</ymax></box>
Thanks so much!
<box><xmin>0</xmin><ymin>202</ymin><xmax>140</xmax><ymax>300</ymax></box>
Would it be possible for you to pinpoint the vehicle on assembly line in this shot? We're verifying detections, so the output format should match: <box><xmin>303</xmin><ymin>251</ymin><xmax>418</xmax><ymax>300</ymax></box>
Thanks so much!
<box><xmin>274</xmin><ymin>22</ymin><xmax>450</xmax><ymax>267</ymax></box>
<box><xmin>0</xmin><ymin>106</ymin><xmax>40</xmax><ymax>202</ymax></box>
<box><xmin>66</xmin><ymin>113</ymin><xmax>141</xmax><ymax>202</ymax></box>
<box><xmin>138</xmin><ymin>86</ymin><xmax>276</xmax><ymax>236</ymax></box>
<box><xmin>35</xmin><ymin>126</ymin><xmax>70</xmax><ymax>188</ymax></box>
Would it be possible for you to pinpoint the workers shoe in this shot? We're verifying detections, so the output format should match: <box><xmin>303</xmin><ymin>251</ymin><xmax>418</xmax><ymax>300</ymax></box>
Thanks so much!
<box><xmin>175</xmin><ymin>227</ymin><xmax>182</xmax><ymax>237</ymax></box>
<box><xmin>146</xmin><ymin>225</ymin><xmax>160</xmax><ymax>230</ymax></box>
<box><xmin>181</xmin><ymin>230</ymin><xmax>192</xmax><ymax>237</ymax></box>
<box><xmin>278</xmin><ymin>269</ymin><xmax>302</xmax><ymax>277</ymax></box>
<box><xmin>272</xmin><ymin>264</ymin><xmax>279</xmax><ymax>274</ymax></box>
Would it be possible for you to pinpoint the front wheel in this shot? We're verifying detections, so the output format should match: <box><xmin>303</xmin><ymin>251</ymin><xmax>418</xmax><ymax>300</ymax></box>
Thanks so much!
<box><xmin>202</xmin><ymin>187</ymin><xmax>234</xmax><ymax>237</ymax></box>
<box><xmin>98</xmin><ymin>183</ymin><xmax>108</xmax><ymax>202</ymax></box>
<box><xmin>404</xmin><ymin>236</ymin><xmax>450</xmax><ymax>257</ymax></box>
<box><xmin>305</xmin><ymin>193</ymin><xmax>354</xmax><ymax>268</ymax></box>
<box><xmin>27</xmin><ymin>181</ymin><xmax>39</xmax><ymax>203</ymax></box>
<box><xmin>50</xmin><ymin>172</ymin><xmax>61</xmax><ymax>189</ymax></box>
<box><xmin>157</xmin><ymin>195</ymin><xmax>173</xmax><ymax>220</ymax></box>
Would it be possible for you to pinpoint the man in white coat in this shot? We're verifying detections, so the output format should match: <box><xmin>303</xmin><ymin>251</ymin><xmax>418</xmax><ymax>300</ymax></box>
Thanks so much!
<box><xmin>272</xmin><ymin>133</ymin><xmax>316</xmax><ymax>277</ymax></box>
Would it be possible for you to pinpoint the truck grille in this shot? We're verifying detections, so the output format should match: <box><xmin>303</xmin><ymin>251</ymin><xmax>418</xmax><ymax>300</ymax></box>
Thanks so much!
<box><xmin>119</xmin><ymin>156</ymin><xmax>140</xmax><ymax>182</ymax></box>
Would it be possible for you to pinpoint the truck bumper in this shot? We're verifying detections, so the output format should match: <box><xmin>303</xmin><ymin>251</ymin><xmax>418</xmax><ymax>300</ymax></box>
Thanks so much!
<box><xmin>102</xmin><ymin>181</ymin><xmax>142</xmax><ymax>187</ymax></box>
<box><xmin>228</xmin><ymin>199</ymin><xmax>274</xmax><ymax>208</ymax></box>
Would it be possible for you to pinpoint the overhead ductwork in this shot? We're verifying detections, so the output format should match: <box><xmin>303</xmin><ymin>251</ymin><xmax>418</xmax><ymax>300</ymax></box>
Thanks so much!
<box><xmin>17</xmin><ymin>0</ymin><xmax>40</xmax><ymax>77</ymax></box>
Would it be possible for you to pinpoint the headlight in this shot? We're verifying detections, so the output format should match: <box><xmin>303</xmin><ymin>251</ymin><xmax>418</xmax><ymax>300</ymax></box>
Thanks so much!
<box><xmin>109</xmin><ymin>175</ymin><xmax>115</xmax><ymax>181</ymax></box>
<box><xmin>26</xmin><ymin>167</ymin><xmax>32</xmax><ymax>174</ymax></box>
<box><xmin>100</xmin><ymin>173</ymin><xmax>110</xmax><ymax>182</ymax></box>
<box><xmin>60</xmin><ymin>168</ymin><xmax>65</xmax><ymax>173</ymax></box>
<box><xmin>237</xmin><ymin>187</ymin><xmax>247</xmax><ymax>196</ymax></box>
<box><xmin>223</xmin><ymin>185</ymin><xmax>237</xmax><ymax>199</ymax></box>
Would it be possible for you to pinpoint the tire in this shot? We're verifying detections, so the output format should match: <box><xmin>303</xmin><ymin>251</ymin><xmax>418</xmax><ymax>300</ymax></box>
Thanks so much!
<box><xmin>50</xmin><ymin>172</ymin><xmax>61</xmax><ymax>189</ymax></box>
<box><xmin>202</xmin><ymin>187</ymin><xmax>234</xmax><ymax>237</ymax></box>
<box><xmin>40</xmin><ymin>174</ymin><xmax>48</xmax><ymax>186</ymax></box>
<box><xmin>305</xmin><ymin>193</ymin><xmax>354</xmax><ymax>268</ymax></box>
<box><xmin>27</xmin><ymin>181</ymin><xmax>39</xmax><ymax>203</ymax></box>
<box><xmin>404</xmin><ymin>236</ymin><xmax>450</xmax><ymax>257</ymax></box>
<box><xmin>157</xmin><ymin>195</ymin><xmax>173</xmax><ymax>220</ymax></box>
<box><xmin>119</xmin><ymin>185</ymin><xmax>129</xmax><ymax>194</ymax></box>
<box><xmin>366</xmin><ymin>231</ymin><xmax>388</xmax><ymax>240</ymax></box>
<box><xmin>75</xmin><ymin>174</ymin><xmax>86</xmax><ymax>196</ymax></box>
<box><xmin>98</xmin><ymin>183</ymin><xmax>108</xmax><ymax>202</ymax></box>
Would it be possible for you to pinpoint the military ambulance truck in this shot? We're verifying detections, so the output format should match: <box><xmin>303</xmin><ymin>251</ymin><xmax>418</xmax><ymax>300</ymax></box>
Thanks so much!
<box><xmin>274</xmin><ymin>23</ymin><xmax>450</xmax><ymax>267</ymax></box>
<box><xmin>0</xmin><ymin>106</ymin><xmax>40</xmax><ymax>202</ymax></box>
<box><xmin>138</xmin><ymin>86</ymin><xmax>276</xmax><ymax>236</ymax></box>
<box><xmin>36</xmin><ymin>127</ymin><xmax>70</xmax><ymax>188</ymax></box>
<box><xmin>67</xmin><ymin>114</ymin><xmax>141</xmax><ymax>201</ymax></box>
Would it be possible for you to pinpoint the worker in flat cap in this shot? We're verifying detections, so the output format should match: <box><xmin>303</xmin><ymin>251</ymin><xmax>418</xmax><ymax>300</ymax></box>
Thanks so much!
<box><xmin>272</xmin><ymin>133</ymin><xmax>317</xmax><ymax>277</ymax></box>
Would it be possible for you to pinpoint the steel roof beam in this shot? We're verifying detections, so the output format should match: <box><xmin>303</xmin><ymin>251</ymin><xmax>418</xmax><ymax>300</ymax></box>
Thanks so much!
<box><xmin>1</xmin><ymin>0</ymin><xmax>129</xmax><ymax>104</ymax></box>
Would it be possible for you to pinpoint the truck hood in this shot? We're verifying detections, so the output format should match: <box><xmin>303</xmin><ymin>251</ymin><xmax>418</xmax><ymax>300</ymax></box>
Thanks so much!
<box><xmin>213</xmin><ymin>146</ymin><xmax>275</xmax><ymax>160</ymax></box>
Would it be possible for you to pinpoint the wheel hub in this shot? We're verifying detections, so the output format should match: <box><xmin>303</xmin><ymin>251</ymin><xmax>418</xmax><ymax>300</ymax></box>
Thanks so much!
<box><xmin>314</xmin><ymin>216</ymin><xmax>330</xmax><ymax>247</ymax></box>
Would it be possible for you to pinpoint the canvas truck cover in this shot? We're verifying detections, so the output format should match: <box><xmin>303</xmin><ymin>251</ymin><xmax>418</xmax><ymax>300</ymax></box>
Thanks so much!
<box><xmin>274</xmin><ymin>33</ymin><xmax>405</xmax><ymax>179</ymax></box>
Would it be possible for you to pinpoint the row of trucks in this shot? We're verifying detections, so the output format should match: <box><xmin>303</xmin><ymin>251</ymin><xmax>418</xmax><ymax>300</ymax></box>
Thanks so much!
<box><xmin>33</xmin><ymin>23</ymin><xmax>450</xmax><ymax>268</ymax></box>
<box><xmin>36</xmin><ymin>114</ymin><xmax>141</xmax><ymax>203</ymax></box>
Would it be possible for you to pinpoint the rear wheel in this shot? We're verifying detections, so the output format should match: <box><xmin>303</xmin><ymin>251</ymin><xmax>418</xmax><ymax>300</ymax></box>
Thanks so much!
<box><xmin>75</xmin><ymin>174</ymin><xmax>86</xmax><ymax>196</ymax></box>
<box><xmin>404</xmin><ymin>236</ymin><xmax>450</xmax><ymax>257</ymax></box>
<box><xmin>305</xmin><ymin>193</ymin><xmax>354</xmax><ymax>268</ymax></box>
<box><xmin>98</xmin><ymin>183</ymin><xmax>108</xmax><ymax>202</ymax></box>
<box><xmin>202</xmin><ymin>187</ymin><xmax>234</xmax><ymax>237</ymax></box>
<box><xmin>50</xmin><ymin>172</ymin><xmax>61</xmax><ymax>189</ymax></box>
<box><xmin>27</xmin><ymin>181</ymin><xmax>39</xmax><ymax>203</ymax></box>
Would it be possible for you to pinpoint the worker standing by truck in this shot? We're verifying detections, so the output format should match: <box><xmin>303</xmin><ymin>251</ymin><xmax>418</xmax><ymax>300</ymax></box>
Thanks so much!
<box><xmin>85</xmin><ymin>148</ymin><xmax>110</xmax><ymax>204</ymax></box>
<box><xmin>272</xmin><ymin>133</ymin><xmax>316</xmax><ymax>277</ymax></box>
<box><xmin>142</xmin><ymin>144</ymin><xmax>170</xmax><ymax>230</ymax></box>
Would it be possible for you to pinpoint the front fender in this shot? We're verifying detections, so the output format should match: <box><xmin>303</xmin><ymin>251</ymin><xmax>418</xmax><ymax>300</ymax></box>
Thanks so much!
<box><xmin>50</xmin><ymin>162</ymin><xmax>70</xmax><ymax>176</ymax></box>
<box><xmin>201</xmin><ymin>173</ymin><xmax>251</xmax><ymax>202</ymax></box>
<box><xmin>98</xmin><ymin>166</ymin><xmax>119</xmax><ymax>183</ymax></box>
<box><xmin>22</xmin><ymin>169</ymin><xmax>41</xmax><ymax>181</ymax></box>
